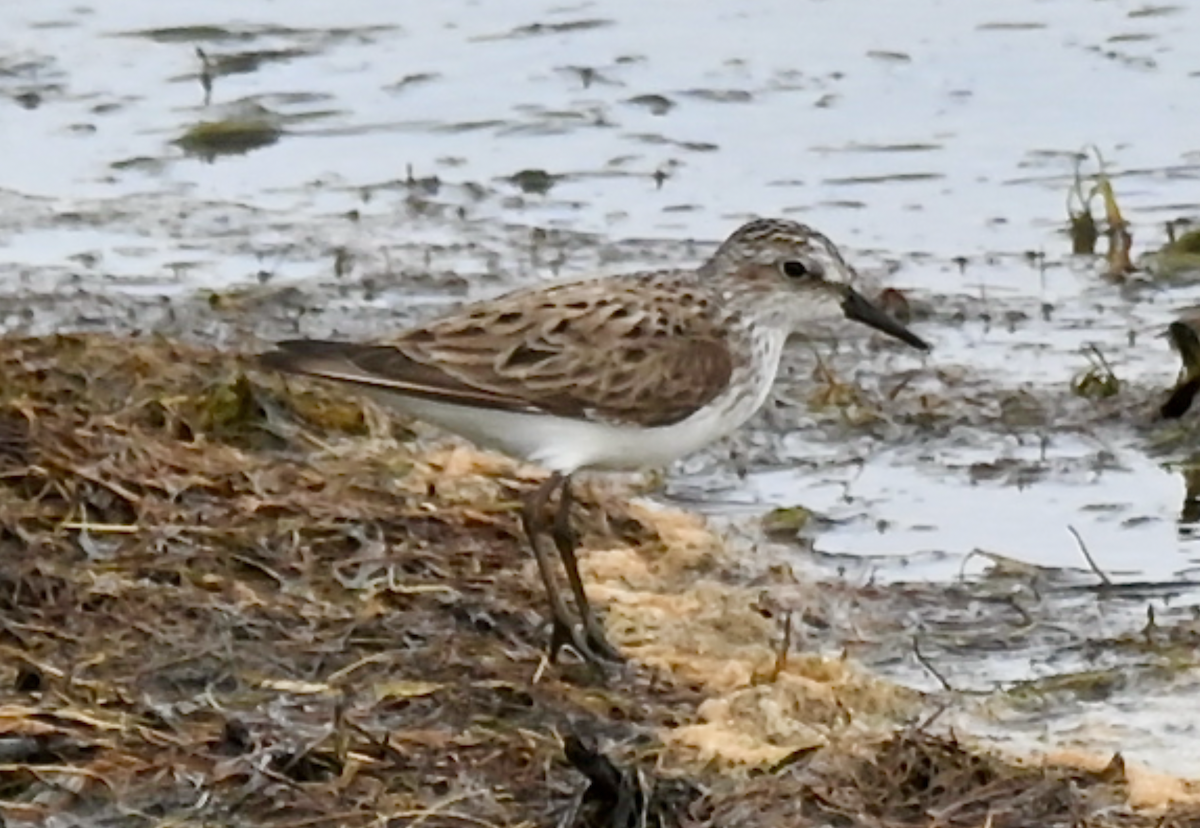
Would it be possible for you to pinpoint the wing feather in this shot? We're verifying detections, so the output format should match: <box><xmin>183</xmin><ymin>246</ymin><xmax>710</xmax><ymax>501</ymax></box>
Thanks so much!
<box><xmin>261</xmin><ymin>276</ymin><xmax>736</xmax><ymax>428</ymax></box>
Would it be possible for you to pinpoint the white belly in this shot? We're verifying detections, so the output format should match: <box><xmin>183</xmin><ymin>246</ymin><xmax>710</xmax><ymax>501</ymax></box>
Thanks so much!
<box><xmin>364</xmin><ymin>333</ymin><xmax>785</xmax><ymax>473</ymax></box>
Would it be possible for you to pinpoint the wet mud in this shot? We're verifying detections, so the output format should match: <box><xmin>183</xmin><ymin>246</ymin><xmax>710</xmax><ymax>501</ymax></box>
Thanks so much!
<box><xmin>2</xmin><ymin>333</ymin><xmax>1199</xmax><ymax>827</ymax></box>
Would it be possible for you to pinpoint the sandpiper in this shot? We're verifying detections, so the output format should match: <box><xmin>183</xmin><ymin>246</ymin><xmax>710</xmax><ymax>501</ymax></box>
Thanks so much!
<box><xmin>260</xmin><ymin>218</ymin><xmax>930</xmax><ymax>665</ymax></box>
<box><xmin>1162</xmin><ymin>314</ymin><xmax>1200</xmax><ymax>419</ymax></box>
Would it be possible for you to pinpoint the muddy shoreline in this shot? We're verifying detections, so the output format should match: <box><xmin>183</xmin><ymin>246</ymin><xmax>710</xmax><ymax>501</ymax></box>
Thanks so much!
<box><xmin>4</xmin><ymin>0</ymin><xmax>1200</xmax><ymax>812</ymax></box>
<box><xmin>0</xmin><ymin>333</ymin><xmax>1198</xmax><ymax>826</ymax></box>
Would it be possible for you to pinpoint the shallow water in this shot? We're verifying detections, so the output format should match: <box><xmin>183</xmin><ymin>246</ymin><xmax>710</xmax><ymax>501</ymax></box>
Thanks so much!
<box><xmin>3</xmin><ymin>0</ymin><xmax>1200</xmax><ymax>777</ymax></box>
<box><xmin>747</xmin><ymin>444</ymin><xmax>1188</xmax><ymax>581</ymax></box>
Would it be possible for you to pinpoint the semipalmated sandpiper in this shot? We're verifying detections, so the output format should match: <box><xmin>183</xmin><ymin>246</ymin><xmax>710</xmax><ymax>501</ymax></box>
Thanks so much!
<box><xmin>1162</xmin><ymin>315</ymin><xmax>1200</xmax><ymax>418</ymax></box>
<box><xmin>261</xmin><ymin>218</ymin><xmax>930</xmax><ymax>665</ymax></box>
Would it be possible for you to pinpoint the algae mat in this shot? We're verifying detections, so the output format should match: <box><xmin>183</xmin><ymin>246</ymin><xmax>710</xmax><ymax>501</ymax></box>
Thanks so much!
<box><xmin>1</xmin><ymin>333</ymin><xmax>1198</xmax><ymax>826</ymax></box>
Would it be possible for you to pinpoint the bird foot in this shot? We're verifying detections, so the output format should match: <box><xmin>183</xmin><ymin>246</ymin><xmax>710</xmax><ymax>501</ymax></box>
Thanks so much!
<box><xmin>550</xmin><ymin>618</ymin><xmax>625</xmax><ymax>668</ymax></box>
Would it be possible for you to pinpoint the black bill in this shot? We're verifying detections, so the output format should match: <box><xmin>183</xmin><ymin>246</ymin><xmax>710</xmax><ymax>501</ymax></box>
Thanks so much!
<box><xmin>841</xmin><ymin>287</ymin><xmax>931</xmax><ymax>351</ymax></box>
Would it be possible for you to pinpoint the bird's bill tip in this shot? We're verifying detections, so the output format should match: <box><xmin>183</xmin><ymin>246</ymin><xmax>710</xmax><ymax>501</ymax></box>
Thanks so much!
<box><xmin>840</xmin><ymin>287</ymin><xmax>930</xmax><ymax>351</ymax></box>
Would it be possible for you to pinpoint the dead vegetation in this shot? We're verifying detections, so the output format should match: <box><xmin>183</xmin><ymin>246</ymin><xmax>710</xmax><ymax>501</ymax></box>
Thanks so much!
<box><xmin>0</xmin><ymin>333</ymin><xmax>1198</xmax><ymax>827</ymax></box>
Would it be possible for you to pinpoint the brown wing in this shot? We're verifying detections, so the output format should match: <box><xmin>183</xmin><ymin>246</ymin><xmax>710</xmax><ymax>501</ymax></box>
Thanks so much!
<box><xmin>261</xmin><ymin>276</ymin><xmax>735</xmax><ymax>428</ymax></box>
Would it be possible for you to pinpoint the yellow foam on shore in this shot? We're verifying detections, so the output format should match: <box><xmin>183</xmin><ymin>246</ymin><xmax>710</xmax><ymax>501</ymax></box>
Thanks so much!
<box><xmin>1045</xmin><ymin>749</ymin><xmax>1200</xmax><ymax>809</ymax></box>
<box><xmin>573</xmin><ymin>496</ymin><xmax>919</xmax><ymax>766</ymax></box>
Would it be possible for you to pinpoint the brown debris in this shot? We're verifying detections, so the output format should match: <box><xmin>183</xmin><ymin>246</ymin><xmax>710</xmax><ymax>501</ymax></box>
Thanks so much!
<box><xmin>0</xmin><ymin>333</ymin><xmax>699</xmax><ymax>826</ymax></box>
<box><xmin>0</xmin><ymin>333</ymin><xmax>1196</xmax><ymax>827</ymax></box>
<box><xmin>701</xmin><ymin>729</ymin><xmax>1156</xmax><ymax>828</ymax></box>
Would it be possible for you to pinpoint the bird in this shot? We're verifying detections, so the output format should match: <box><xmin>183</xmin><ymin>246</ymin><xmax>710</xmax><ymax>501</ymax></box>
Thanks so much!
<box><xmin>259</xmin><ymin>217</ymin><xmax>930</xmax><ymax>666</ymax></box>
<box><xmin>1161</xmin><ymin>314</ymin><xmax>1200</xmax><ymax>419</ymax></box>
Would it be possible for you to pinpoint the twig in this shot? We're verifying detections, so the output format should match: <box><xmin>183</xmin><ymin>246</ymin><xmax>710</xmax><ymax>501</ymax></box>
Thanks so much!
<box><xmin>230</xmin><ymin>553</ymin><xmax>287</xmax><ymax>586</ymax></box>
<box><xmin>59</xmin><ymin>522</ymin><xmax>140</xmax><ymax>533</ymax></box>
<box><xmin>326</xmin><ymin>652</ymin><xmax>394</xmax><ymax>686</ymax></box>
<box><xmin>912</xmin><ymin>636</ymin><xmax>953</xmax><ymax>691</ymax></box>
<box><xmin>1084</xmin><ymin>344</ymin><xmax>1116</xmax><ymax>381</ymax></box>
<box><xmin>196</xmin><ymin>47</ymin><xmax>213</xmax><ymax>106</ymax></box>
<box><xmin>1004</xmin><ymin>595</ymin><xmax>1034</xmax><ymax>627</ymax></box>
<box><xmin>46</xmin><ymin>457</ymin><xmax>143</xmax><ymax>506</ymax></box>
<box><xmin>269</xmin><ymin>811</ymin><xmax>376</xmax><ymax>828</ymax></box>
<box><xmin>769</xmin><ymin>611</ymin><xmax>793</xmax><ymax>681</ymax></box>
<box><xmin>915</xmin><ymin>701</ymin><xmax>950</xmax><ymax>732</ymax></box>
<box><xmin>0</xmin><ymin>763</ymin><xmax>116</xmax><ymax>792</ymax></box>
<box><xmin>1066</xmin><ymin>525</ymin><xmax>1112</xmax><ymax>587</ymax></box>
<box><xmin>388</xmin><ymin>791</ymin><xmax>495</xmax><ymax>828</ymax></box>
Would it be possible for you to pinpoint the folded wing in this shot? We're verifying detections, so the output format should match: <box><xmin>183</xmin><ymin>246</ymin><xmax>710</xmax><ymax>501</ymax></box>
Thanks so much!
<box><xmin>261</xmin><ymin>279</ymin><xmax>734</xmax><ymax>428</ymax></box>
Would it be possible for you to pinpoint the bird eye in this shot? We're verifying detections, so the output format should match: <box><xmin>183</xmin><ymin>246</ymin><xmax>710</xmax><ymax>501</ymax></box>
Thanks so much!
<box><xmin>782</xmin><ymin>260</ymin><xmax>819</xmax><ymax>280</ymax></box>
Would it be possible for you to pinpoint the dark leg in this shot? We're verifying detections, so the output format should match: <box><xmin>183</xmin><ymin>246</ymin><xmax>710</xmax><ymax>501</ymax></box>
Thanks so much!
<box><xmin>521</xmin><ymin>473</ymin><xmax>595</xmax><ymax>663</ymax></box>
<box><xmin>552</xmin><ymin>477</ymin><xmax>623</xmax><ymax>662</ymax></box>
